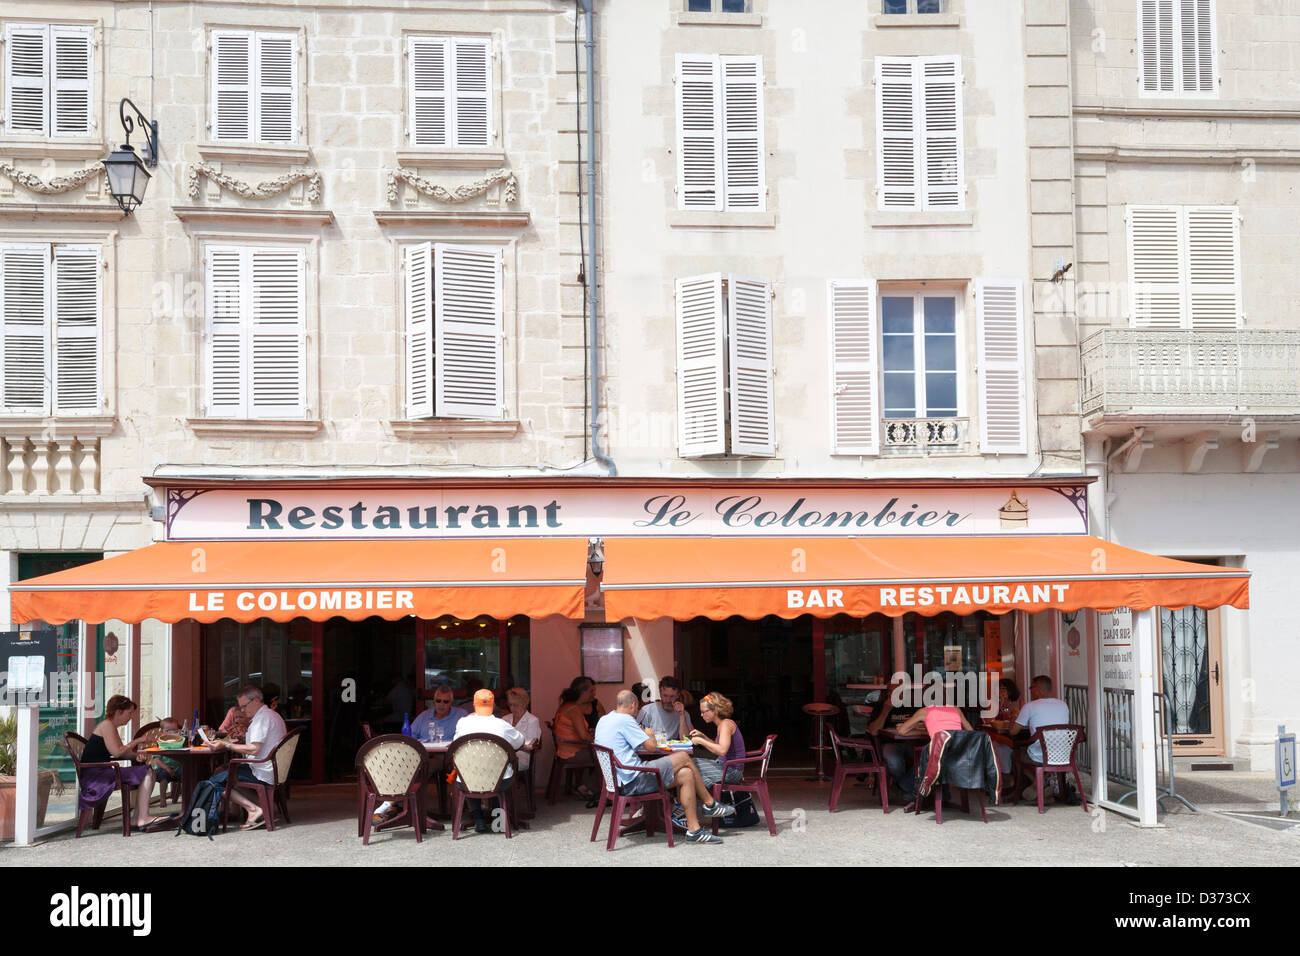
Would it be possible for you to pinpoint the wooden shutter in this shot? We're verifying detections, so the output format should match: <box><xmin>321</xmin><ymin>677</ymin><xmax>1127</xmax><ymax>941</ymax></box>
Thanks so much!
<box><xmin>256</xmin><ymin>32</ymin><xmax>297</xmax><ymax>143</ymax></box>
<box><xmin>721</xmin><ymin>56</ymin><xmax>765</xmax><ymax>211</ymax></box>
<box><xmin>920</xmin><ymin>56</ymin><xmax>963</xmax><ymax>209</ymax></box>
<box><xmin>5</xmin><ymin>24</ymin><xmax>48</xmax><ymax>136</ymax></box>
<box><xmin>408</xmin><ymin>36</ymin><xmax>449</xmax><ymax>146</ymax></box>
<box><xmin>829</xmin><ymin>279</ymin><xmax>879</xmax><ymax>456</ymax></box>
<box><xmin>875</xmin><ymin>57</ymin><xmax>918</xmax><ymax>209</ymax></box>
<box><xmin>1179</xmin><ymin>0</ymin><xmax>1216</xmax><ymax>94</ymax></box>
<box><xmin>404</xmin><ymin>242</ymin><xmax>435</xmax><ymax>418</ymax></box>
<box><xmin>1128</xmin><ymin>205</ymin><xmax>1185</xmax><ymax>328</ymax></box>
<box><xmin>976</xmin><ymin>279</ymin><xmax>1027</xmax><ymax>454</ymax></box>
<box><xmin>676</xmin><ymin>54</ymin><xmax>723</xmax><ymax>211</ymax></box>
<box><xmin>51</xmin><ymin>26</ymin><xmax>93</xmax><ymax>137</ymax></box>
<box><xmin>205</xmin><ymin>246</ymin><xmax>246</xmax><ymax>416</ymax></box>
<box><xmin>248</xmin><ymin>248</ymin><xmax>305</xmax><ymax>417</ymax></box>
<box><xmin>52</xmin><ymin>244</ymin><xmax>100</xmax><ymax>414</ymax></box>
<box><xmin>434</xmin><ymin>244</ymin><xmax>503</xmax><ymax>419</ymax></box>
<box><xmin>1185</xmin><ymin>206</ymin><xmax>1239</xmax><ymax>330</ymax></box>
<box><xmin>727</xmin><ymin>276</ymin><xmax>774</xmax><ymax>456</ymax></box>
<box><xmin>0</xmin><ymin>244</ymin><xmax>50</xmax><ymax>414</ymax></box>
<box><xmin>1140</xmin><ymin>0</ymin><xmax>1175</xmax><ymax>94</ymax></box>
<box><xmin>212</xmin><ymin>31</ymin><xmax>252</xmax><ymax>140</ymax></box>
<box><xmin>452</xmin><ymin>38</ymin><xmax>491</xmax><ymax>148</ymax></box>
<box><xmin>676</xmin><ymin>274</ymin><xmax>726</xmax><ymax>456</ymax></box>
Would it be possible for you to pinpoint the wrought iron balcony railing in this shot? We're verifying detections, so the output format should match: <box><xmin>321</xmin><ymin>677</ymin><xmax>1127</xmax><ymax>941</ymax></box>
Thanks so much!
<box><xmin>881</xmin><ymin>417</ymin><xmax>969</xmax><ymax>454</ymax></box>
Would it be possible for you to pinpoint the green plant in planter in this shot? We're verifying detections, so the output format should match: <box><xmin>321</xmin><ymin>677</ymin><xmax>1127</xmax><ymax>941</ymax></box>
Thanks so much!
<box><xmin>0</xmin><ymin>712</ymin><xmax>67</xmax><ymax>794</ymax></box>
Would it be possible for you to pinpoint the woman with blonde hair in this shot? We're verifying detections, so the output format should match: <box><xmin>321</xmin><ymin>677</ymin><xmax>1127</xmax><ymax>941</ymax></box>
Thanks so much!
<box><xmin>502</xmin><ymin>686</ymin><xmax>541</xmax><ymax>771</ymax></box>
<box><xmin>688</xmin><ymin>692</ymin><xmax>746</xmax><ymax>790</ymax></box>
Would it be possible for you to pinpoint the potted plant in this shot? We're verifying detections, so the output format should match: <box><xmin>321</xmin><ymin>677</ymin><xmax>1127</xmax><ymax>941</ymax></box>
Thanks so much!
<box><xmin>0</xmin><ymin>711</ymin><xmax>66</xmax><ymax>840</ymax></box>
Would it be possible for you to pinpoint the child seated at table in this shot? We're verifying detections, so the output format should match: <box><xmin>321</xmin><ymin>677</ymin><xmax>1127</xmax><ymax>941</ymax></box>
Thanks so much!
<box><xmin>142</xmin><ymin>716</ymin><xmax>183</xmax><ymax>808</ymax></box>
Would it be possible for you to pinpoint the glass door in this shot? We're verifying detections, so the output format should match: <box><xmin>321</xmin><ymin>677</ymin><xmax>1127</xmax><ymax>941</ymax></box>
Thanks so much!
<box><xmin>1158</xmin><ymin>606</ymin><xmax>1224</xmax><ymax>754</ymax></box>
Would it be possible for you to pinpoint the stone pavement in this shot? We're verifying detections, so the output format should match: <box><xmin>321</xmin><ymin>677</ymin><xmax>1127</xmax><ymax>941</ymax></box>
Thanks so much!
<box><xmin>4</xmin><ymin>772</ymin><xmax>1294</xmax><ymax>867</ymax></box>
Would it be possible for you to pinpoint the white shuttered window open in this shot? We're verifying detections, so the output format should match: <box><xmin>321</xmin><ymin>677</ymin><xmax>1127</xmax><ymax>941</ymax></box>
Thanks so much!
<box><xmin>676</xmin><ymin>274</ymin><xmax>727</xmax><ymax>456</ymax></box>
<box><xmin>204</xmin><ymin>246</ymin><xmax>306</xmax><ymax>419</ymax></box>
<box><xmin>0</xmin><ymin>242</ymin><xmax>102</xmax><ymax>416</ymax></box>
<box><xmin>434</xmin><ymin>244</ymin><xmax>503</xmax><ymax>419</ymax></box>
<box><xmin>4</xmin><ymin>24</ymin><xmax>94</xmax><ymax>137</ymax></box>
<box><xmin>407</xmin><ymin>36</ymin><xmax>492</xmax><ymax>148</ymax></box>
<box><xmin>829</xmin><ymin>279</ymin><xmax>880</xmax><ymax>456</ymax></box>
<box><xmin>875</xmin><ymin>56</ymin><xmax>963</xmax><ymax>210</ymax></box>
<box><xmin>404</xmin><ymin>242</ymin><xmax>435</xmax><ymax>419</ymax></box>
<box><xmin>1140</xmin><ymin>0</ymin><xmax>1217</xmax><ymax>97</ymax></box>
<box><xmin>976</xmin><ymin>279</ymin><xmax>1027</xmax><ymax>454</ymax></box>
<box><xmin>211</xmin><ymin>30</ymin><xmax>298</xmax><ymax>143</ymax></box>
<box><xmin>727</xmin><ymin>276</ymin><xmax>774</xmax><ymax>456</ymax></box>
<box><xmin>1128</xmin><ymin>205</ymin><xmax>1240</xmax><ymax>330</ymax></box>
<box><xmin>676</xmin><ymin>55</ymin><xmax>765</xmax><ymax>212</ymax></box>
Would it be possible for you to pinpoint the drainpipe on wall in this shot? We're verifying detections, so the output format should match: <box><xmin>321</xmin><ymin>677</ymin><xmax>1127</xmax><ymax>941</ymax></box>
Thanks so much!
<box><xmin>579</xmin><ymin>0</ymin><xmax>616</xmax><ymax>476</ymax></box>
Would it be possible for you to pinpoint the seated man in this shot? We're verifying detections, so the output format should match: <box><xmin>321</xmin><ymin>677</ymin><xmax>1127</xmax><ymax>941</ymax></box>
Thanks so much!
<box><xmin>207</xmin><ymin>685</ymin><xmax>287</xmax><ymax>830</ymax></box>
<box><xmin>1010</xmin><ymin>675</ymin><xmax>1076</xmax><ymax>801</ymax></box>
<box><xmin>865</xmin><ymin>679</ymin><xmax>918</xmax><ymax>797</ymax></box>
<box><xmin>636</xmin><ymin>675</ymin><xmax>693</xmax><ymax>740</ymax></box>
<box><xmin>411</xmin><ymin>685</ymin><xmax>467</xmax><ymax>742</ymax></box>
<box><xmin>451</xmin><ymin>689</ymin><xmax>526</xmax><ymax>834</ymax></box>
<box><xmin>594</xmin><ymin>689</ymin><xmax>733</xmax><ymax>845</ymax></box>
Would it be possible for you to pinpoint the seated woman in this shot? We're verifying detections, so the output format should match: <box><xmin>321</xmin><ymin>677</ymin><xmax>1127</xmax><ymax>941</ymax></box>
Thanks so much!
<box><xmin>218</xmin><ymin>699</ymin><xmax>251</xmax><ymax>742</ymax></box>
<box><xmin>688</xmin><ymin>692</ymin><xmax>746</xmax><ymax>791</ymax></box>
<box><xmin>894</xmin><ymin>704</ymin><xmax>973</xmax><ymax>807</ymax></box>
<box><xmin>553</xmin><ymin>678</ymin><xmax>599</xmax><ymax>805</ymax></box>
<box><xmin>990</xmin><ymin>679</ymin><xmax>1022</xmax><ymax>778</ymax></box>
<box><xmin>501</xmin><ymin>687</ymin><xmax>541</xmax><ymax>772</ymax></box>
<box><xmin>80</xmin><ymin>695</ymin><xmax>171</xmax><ymax>831</ymax></box>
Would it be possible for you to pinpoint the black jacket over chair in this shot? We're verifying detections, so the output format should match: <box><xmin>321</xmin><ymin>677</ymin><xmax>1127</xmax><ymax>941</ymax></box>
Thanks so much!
<box><xmin>917</xmin><ymin>729</ymin><xmax>1001</xmax><ymax>804</ymax></box>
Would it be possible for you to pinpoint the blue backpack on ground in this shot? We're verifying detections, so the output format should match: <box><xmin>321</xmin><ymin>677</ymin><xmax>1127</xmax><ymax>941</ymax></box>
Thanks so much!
<box><xmin>176</xmin><ymin>780</ymin><xmax>223</xmax><ymax>839</ymax></box>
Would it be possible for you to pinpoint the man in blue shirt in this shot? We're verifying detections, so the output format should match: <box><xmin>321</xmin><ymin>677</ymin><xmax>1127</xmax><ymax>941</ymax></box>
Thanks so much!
<box><xmin>411</xmin><ymin>686</ymin><xmax>467</xmax><ymax>742</ymax></box>
<box><xmin>594</xmin><ymin>689</ymin><xmax>732</xmax><ymax>844</ymax></box>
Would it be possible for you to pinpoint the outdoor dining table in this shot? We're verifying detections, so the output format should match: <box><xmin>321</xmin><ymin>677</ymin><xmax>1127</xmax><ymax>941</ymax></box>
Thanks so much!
<box><xmin>140</xmin><ymin>744</ymin><xmax>229</xmax><ymax>818</ymax></box>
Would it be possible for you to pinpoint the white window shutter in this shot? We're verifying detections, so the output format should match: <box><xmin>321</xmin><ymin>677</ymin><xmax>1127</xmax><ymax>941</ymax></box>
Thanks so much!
<box><xmin>408</xmin><ymin>36</ymin><xmax>449</xmax><ymax>147</ymax></box>
<box><xmin>434</xmin><ymin>244</ymin><xmax>503</xmax><ymax>419</ymax></box>
<box><xmin>1140</xmin><ymin>0</ymin><xmax>1175</xmax><ymax>93</ymax></box>
<box><xmin>920</xmin><ymin>56</ymin><xmax>963</xmax><ymax>209</ymax></box>
<box><xmin>676</xmin><ymin>54</ymin><xmax>723</xmax><ymax>211</ymax></box>
<box><xmin>52</xmin><ymin>244</ymin><xmax>100</xmax><ymax>414</ymax></box>
<box><xmin>676</xmin><ymin>273</ymin><xmax>726</xmax><ymax>457</ymax></box>
<box><xmin>452</xmin><ymin>38</ymin><xmax>491</xmax><ymax>147</ymax></box>
<box><xmin>976</xmin><ymin>279</ymin><xmax>1028</xmax><ymax>455</ymax></box>
<box><xmin>0</xmin><ymin>243</ymin><xmax>51</xmax><ymax>414</ymax></box>
<box><xmin>248</xmin><ymin>248</ymin><xmax>305</xmax><ymax>417</ymax></box>
<box><xmin>404</xmin><ymin>242</ymin><xmax>435</xmax><ymax>418</ymax></box>
<box><xmin>721</xmin><ymin>56</ymin><xmax>765</xmax><ymax>211</ymax></box>
<box><xmin>212</xmin><ymin>31</ymin><xmax>252</xmax><ymax>140</ymax></box>
<box><xmin>1128</xmin><ymin>205</ymin><xmax>1185</xmax><ymax>328</ymax></box>
<box><xmin>256</xmin><ymin>32</ymin><xmax>297</xmax><ymax>143</ymax></box>
<box><xmin>206</xmin><ymin>246</ymin><xmax>247</xmax><ymax>416</ymax></box>
<box><xmin>5</xmin><ymin>24</ymin><xmax>48</xmax><ymax>136</ymax></box>
<box><xmin>727</xmin><ymin>275</ymin><xmax>774</xmax><ymax>456</ymax></box>
<box><xmin>51</xmin><ymin>27</ymin><xmax>93</xmax><ymax>137</ymax></box>
<box><xmin>1180</xmin><ymin>0</ymin><xmax>1216</xmax><ymax>94</ymax></box>
<box><xmin>875</xmin><ymin>57</ymin><xmax>918</xmax><ymax>209</ymax></box>
<box><xmin>829</xmin><ymin>279</ymin><xmax>879</xmax><ymax>456</ymax></box>
<box><xmin>1185</xmin><ymin>206</ymin><xmax>1239</xmax><ymax>330</ymax></box>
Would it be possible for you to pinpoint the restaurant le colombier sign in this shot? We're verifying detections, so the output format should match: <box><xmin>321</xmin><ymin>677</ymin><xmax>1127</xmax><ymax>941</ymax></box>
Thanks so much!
<box><xmin>166</xmin><ymin>484</ymin><xmax>1087</xmax><ymax>541</ymax></box>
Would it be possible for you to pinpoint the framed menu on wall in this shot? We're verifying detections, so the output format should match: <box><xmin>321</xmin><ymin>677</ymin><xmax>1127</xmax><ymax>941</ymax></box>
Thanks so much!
<box><xmin>580</xmin><ymin>625</ymin><xmax>625</xmax><ymax>684</ymax></box>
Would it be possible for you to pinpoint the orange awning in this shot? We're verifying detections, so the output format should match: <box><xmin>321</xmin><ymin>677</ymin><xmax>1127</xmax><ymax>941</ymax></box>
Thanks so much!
<box><xmin>9</xmin><ymin>538</ymin><xmax>588</xmax><ymax>625</ymax></box>
<box><xmin>601</xmin><ymin>536</ymin><xmax>1249</xmax><ymax>621</ymax></box>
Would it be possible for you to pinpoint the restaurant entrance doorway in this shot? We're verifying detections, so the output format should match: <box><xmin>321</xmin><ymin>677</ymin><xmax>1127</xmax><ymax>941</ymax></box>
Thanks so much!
<box><xmin>676</xmin><ymin>616</ymin><xmax>814</xmax><ymax>768</ymax></box>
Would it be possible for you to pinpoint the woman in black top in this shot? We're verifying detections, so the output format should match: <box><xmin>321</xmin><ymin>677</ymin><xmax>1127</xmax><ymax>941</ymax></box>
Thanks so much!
<box><xmin>81</xmin><ymin>695</ymin><xmax>170</xmax><ymax>830</ymax></box>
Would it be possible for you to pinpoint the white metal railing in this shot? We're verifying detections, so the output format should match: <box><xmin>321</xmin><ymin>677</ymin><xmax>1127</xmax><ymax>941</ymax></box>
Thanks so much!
<box><xmin>881</xmin><ymin>417</ymin><xmax>969</xmax><ymax>453</ymax></box>
<box><xmin>1080</xmin><ymin>328</ymin><xmax>1300</xmax><ymax>416</ymax></box>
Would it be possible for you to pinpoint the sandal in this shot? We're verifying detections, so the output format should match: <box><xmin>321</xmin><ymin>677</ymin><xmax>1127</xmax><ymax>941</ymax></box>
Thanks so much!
<box><xmin>240</xmin><ymin>817</ymin><xmax>266</xmax><ymax>831</ymax></box>
<box><xmin>576</xmin><ymin>785</ymin><xmax>596</xmax><ymax>800</ymax></box>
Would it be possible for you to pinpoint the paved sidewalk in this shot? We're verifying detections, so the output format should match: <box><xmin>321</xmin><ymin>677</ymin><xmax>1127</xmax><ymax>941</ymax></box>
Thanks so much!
<box><xmin>4</xmin><ymin>773</ymin><xmax>1294</xmax><ymax>867</ymax></box>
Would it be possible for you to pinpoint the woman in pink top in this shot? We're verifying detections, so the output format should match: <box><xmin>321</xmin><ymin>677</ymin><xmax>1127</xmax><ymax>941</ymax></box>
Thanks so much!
<box><xmin>897</xmin><ymin>704</ymin><xmax>972</xmax><ymax>738</ymax></box>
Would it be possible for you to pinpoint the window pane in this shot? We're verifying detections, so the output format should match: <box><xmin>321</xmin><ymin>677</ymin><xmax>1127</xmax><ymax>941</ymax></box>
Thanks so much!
<box><xmin>924</xmin><ymin>333</ymin><xmax>956</xmax><ymax>371</ymax></box>
<box><xmin>882</xmin><ymin>332</ymin><xmax>915</xmax><ymax>370</ymax></box>
<box><xmin>883</xmin><ymin>374</ymin><xmax>916</xmax><ymax>417</ymax></box>
<box><xmin>917</xmin><ymin>0</ymin><xmax>944</xmax><ymax>13</ymax></box>
<box><xmin>720</xmin><ymin>0</ymin><xmax>748</xmax><ymax>11</ymax></box>
<box><xmin>923</xmin><ymin>296</ymin><xmax>955</xmax><ymax>334</ymax></box>
<box><xmin>688</xmin><ymin>0</ymin><xmax>713</xmax><ymax>10</ymax></box>
<box><xmin>881</xmin><ymin>296</ymin><xmax>914</xmax><ymax>334</ymax></box>
<box><xmin>924</xmin><ymin>372</ymin><xmax>957</xmax><ymax>416</ymax></box>
<box><xmin>883</xmin><ymin>0</ymin><xmax>909</xmax><ymax>12</ymax></box>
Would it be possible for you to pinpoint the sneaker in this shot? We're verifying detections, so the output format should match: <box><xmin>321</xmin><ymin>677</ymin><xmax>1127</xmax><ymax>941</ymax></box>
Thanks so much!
<box><xmin>700</xmin><ymin>800</ymin><xmax>735</xmax><ymax>819</ymax></box>
<box><xmin>474</xmin><ymin>820</ymin><xmax>492</xmax><ymax>834</ymax></box>
<box><xmin>684</xmin><ymin>827</ymin><xmax>723</xmax><ymax>844</ymax></box>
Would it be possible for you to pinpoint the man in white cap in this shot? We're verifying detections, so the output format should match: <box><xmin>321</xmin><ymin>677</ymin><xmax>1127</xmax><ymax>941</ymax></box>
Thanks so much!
<box><xmin>452</xmin><ymin>688</ymin><xmax>526</xmax><ymax>834</ymax></box>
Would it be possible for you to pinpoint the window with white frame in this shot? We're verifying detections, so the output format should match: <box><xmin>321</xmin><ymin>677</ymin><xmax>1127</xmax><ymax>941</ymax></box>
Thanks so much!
<box><xmin>828</xmin><ymin>279</ymin><xmax>1025</xmax><ymax>455</ymax></box>
<box><xmin>406</xmin><ymin>36</ymin><xmax>492</xmax><ymax>148</ymax></box>
<box><xmin>882</xmin><ymin>0</ymin><xmax>946</xmax><ymax>12</ymax></box>
<box><xmin>676</xmin><ymin>274</ymin><xmax>773</xmax><ymax>457</ymax></box>
<box><xmin>875</xmin><ymin>55</ymin><xmax>963</xmax><ymax>210</ymax></box>
<box><xmin>687</xmin><ymin>0</ymin><xmax>751</xmax><ymax>11</ymax></box>
<box><xmin>0</xmin><ymin>242</ymin><xmax>101</xmax><ymax>415</ymax></box>
<box><xmin>210</xmin><ymin>30</ymin><xmax>299</xmax><ymax>143</ymax></box>
<box><xmin>1139</xmin><ymin>0</ymin><xmax>1217</xmax><ymax>97</ymax></box>
<box><xmin>3</xmin><ymin>23</ymin><xmax>94</xmax><ymax>138</ymax></box>
<box><xmin>1128</xmin><ymin>205</ymin><xmax>1240</xmax><ymax>329</ymax></box>
<box><xmin>675</xmin><ymin>54</ymin><xmax>765</xmax><ymax>212</ymax></box>
<box><xmin>204</xmin><ymin>245</ymin><xmax>306</xmax><ymax>418</ymax></box>
<box><xmin>404</xmin><ymin>242</ymin><xmax>504</xmax><ymax>420</ymax></box>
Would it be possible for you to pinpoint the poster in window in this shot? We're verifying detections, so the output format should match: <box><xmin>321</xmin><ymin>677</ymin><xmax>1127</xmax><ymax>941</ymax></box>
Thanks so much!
<box><xmin>943</xmin><ymin>644</ymin><xmax>963</xmax><ymax>672</ymax></box>
<box><xmin>580</xmin><ymin>625</ymin><xmax>625</xmax><ymax>684</ymax></box>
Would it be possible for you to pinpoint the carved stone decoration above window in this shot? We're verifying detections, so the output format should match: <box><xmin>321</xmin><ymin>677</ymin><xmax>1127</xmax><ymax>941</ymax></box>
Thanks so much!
<box><xmin>386</xmin><ymin>166</ymin><xmax>518</xmax><ymax>205</ymax></box>
<box><xmin>187</xmin><ymin>162</ymin><xmax>322</xmax><ymax>203</ymax></box>
<box><xmin>0</xmin><ymin>161</ymin><xmax>104</xmax><ymax>195</ymax></box>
